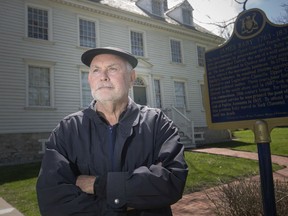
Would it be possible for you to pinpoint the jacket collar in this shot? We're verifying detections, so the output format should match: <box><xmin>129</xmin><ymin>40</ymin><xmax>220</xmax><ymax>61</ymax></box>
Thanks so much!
<box><xmin>84</xmin><ymin>98</ymin><xmax>140</xmax><ymax>135</ymax></box>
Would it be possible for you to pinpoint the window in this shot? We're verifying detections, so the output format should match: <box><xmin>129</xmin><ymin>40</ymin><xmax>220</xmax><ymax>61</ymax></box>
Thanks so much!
<box><xmin>174</xmin><ymin>81</ymin><xmax>186</xmax><ymax>108</ymax></box>
<box><xmin>27</xmin><ymin>6</ymin><xmax>49</xmax><ymax>40</ymax></box>
<box><xmin>182</xmin><ymin>8</ymin><xmax>192</xmax><ymax>25</ymax></box>
<box><xmin>81</xmin><ymin>71</ymin><xmax>93</xmax><ymax>107</ymax></box>
<box><xmin>152</xmin><ymin>0</ymin><xmax>162</xmax><ymax>16</ymax></box>
<box><xmin>170</xmin><ymin>39</ymin><xmax>182</xmax><ymax>63</ymax></box>
<box><xmin>154</xmin><ymin>79</ymin><xmax>162</xmax><ymax>108</ymax></box>
<box><xmin>130</xmin><ymin>31</ymin><xmax>144</xmax><ymax>56</ymax></box>
<box><xmin>28</xmin><ymin>66</ymin><xmax>51</xmax><ymax>106</ymax></box>
<box><xmin>134</xmin><ymin>77</ymin><xmax>145</xmax><ymax>86</ymax></box>
<box><xmin>200</xmin><ymin>82</ymin><xmax>205</xmax><ymax>110</ymax></box>
<box><xmin>133</xmin><ymin>77</ymin><xmax>147</xmax><ymax>105</ymax></box>
<box><xmin>79</xmin><ymin>18</ymin><xmax>96</xmax><ymax>48</ymax></box>
<box><xmin>197</xmin><ymin>46</ymin><xmax>206</xmax><ymax>67</ymax></box>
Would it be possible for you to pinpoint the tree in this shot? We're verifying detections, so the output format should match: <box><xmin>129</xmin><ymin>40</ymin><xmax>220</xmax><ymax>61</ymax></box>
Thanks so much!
<box><xmin>274</xmin><ymin>4</ymin><xmax>288</xmax><ymax>24</ymax></box>
<box><xmin>194</xmin><ymin>0</ymin><xmax>248</xmax><ymax>40</ymax></box>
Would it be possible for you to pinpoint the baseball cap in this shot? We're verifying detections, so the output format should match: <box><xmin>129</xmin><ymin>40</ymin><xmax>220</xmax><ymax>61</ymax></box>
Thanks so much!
<box><xmin>81</xmin><ymin>47</ymin><xmax>138</xmax><ymax>68</ymax></box>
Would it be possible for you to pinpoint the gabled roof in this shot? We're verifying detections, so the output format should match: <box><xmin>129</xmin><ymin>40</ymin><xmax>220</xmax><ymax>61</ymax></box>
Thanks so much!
<box><xmin>167</xmin><ymin>0</ymin><xmax>182</xmax><ymax>9</ymax></box>
<box><xmin>167</xmin><ymin>0</ymin><xmax>193</xmax><ymax>12</ymax></box>
<box><xmin>97</xmin><ymin>0</ymin><xmax>147</xmax><ymax>16</ymax></box>
<box><xmin>89</xmin><ymin>0</ymin><xmax>214</xmax><ymax>35</ymax></box>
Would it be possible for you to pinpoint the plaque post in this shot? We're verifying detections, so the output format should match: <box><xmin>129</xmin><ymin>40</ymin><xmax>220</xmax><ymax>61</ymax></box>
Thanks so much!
<box><xmin>254</xmin><ymin>120</ymin><xmax>276</xmax><ymax>216</ymax></box>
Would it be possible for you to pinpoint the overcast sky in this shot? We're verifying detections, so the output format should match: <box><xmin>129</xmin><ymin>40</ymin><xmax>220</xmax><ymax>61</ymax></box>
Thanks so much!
<box><xmin>188</xmin><ymin>0</ymin><xmax>287</xmax><ymax>35</ymax></box>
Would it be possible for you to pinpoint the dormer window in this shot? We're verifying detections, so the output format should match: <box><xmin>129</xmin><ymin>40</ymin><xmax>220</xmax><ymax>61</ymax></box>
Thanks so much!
<box><xmin>182</xmin><ymin>8</ymin><xmax>192</xmax><ymax>25</ymax></box>
<box><xmin>152</xmin><ymin>0</ymin><xmax>162</xmax><ymax>16</ymax></box>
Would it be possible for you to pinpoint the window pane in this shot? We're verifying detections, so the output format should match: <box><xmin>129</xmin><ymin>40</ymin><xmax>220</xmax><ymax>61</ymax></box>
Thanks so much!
<box><xmin>80</xmin><ymin>19</ymin><xmax>96</xmax><ymax>48</ymax></box>
<box><xmin>152</xmin><ymin>0</ymin><xmax>162</xmax><ymax>16</ymax></box>
<box><xmin>170</xmin><ymin>40</ymin><xmax>182</xmax><ymax>63</ymax></box>
<box><xmin>197</xmin><ymin>46</ymin><xmax>206</xmax><ymax>67</ymax></box>
<box><xmin>182</xmin><ymin>9</ymin><xmax>191</xmax><ymax>25</ymax></box>
<box><xmin>131</xmin><ymin>31</ymin><xmax>144</xmax><ymax>56</ymax></box>
<box><xmin>28</xmin><ymin>66</ymin><xmax>50</xmax><ymax>106</ymax></box>
<box><xmin>174</xmin><ymin>81</ymin><xmax>186</xmax><ymax>108</ymax></box>
<box><xmin>81</xmin><ymin>71</ymin><xmax>93</xmax><ymax>107</ymax></box>
<box><xmin>154</xmin><ymin>79</ymin><xmax>162</xmax><ymax>108</ymax></box>
<box><xmin>28</xmin><ymin>6</ymin><xmax>49</xmax><ymax>40</ymax></box>
<box><xmin>200</xmin><ymin>83</ymin><xmax>205</xmax><ymax>109</ymax></box>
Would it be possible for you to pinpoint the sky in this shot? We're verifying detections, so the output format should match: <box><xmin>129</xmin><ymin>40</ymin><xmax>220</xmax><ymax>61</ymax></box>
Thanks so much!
<box><xmin>187</xmin><ymin>0</ymin><xmax>287</xmax><ymax>35</ymax></box>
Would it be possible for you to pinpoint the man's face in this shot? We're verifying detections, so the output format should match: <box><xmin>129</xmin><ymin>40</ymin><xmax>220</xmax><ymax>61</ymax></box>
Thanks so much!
<box><xmin>88</xmin><ymin>54</ymin><xmax>135</xmax><ymax>103</ymax></box>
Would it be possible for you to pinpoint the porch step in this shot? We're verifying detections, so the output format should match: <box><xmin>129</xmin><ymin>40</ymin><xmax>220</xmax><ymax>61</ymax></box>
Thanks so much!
<box><xmin>179</xmin><ymin>132</ymin><xmax>196</xmax><ymax>149</ymax></box>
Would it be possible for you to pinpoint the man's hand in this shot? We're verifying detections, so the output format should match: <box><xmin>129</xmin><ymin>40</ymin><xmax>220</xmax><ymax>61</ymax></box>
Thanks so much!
<box><xmin>76</xmin><ymin>175</ymin><xmax>96</xmax><ymax>194</ymax></box>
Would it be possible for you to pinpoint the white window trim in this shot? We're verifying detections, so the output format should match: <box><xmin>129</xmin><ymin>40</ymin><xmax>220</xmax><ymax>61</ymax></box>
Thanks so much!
<box><xmin>173</xmin><ymin>78</ymin><xmax>189</xmax><ymax>110</ymax></box>
<box><xmin>77</xmin><ymin>15</ymin><xmax>99</xmax><ymax>48</ymax></box>
<box><xmin>79</xmin><ymin>69</ymin><xmax>93</xmax><ymax>108</ymax></box>
<box><xmin>198</xmin><ymin>80</ymin><xmax>205</xmax><ymax>111</ymax></box>
<box><xmin>129</xmin><ymin>28</ymin><xmax>147</xmax><ymax>58</ymax></box>
<box><xmin>169</xmin><ymin>37</ymin><xmax>184</xmax><ymax>64</ymax></box>
<box><xmin>25</xmin><ymin>3</ymin><xmax>53</xmax><ymax>41</ymax></box>
<box><xmin>182</xmin><ymin>8</ymin><xmax>192</xmax><ymax>26</ymax></box>
<box><xmin>24</xmin><ymin>59</ymin><xmax>55</xmax><ymax>109</ymax></box>
<box><xmin>153</xmin><ymin>78</ymin><xmax>163</xmax><ymax>108</ymax></box>
<box><xmin>151</xmin><ymin>0</ymin><xmax>164</xmax><ymax>17</ymax></box>
<box><xmin>196</xmin><ymin>44</ymin><xmax>206</xmax><ymax>67</ymax></box>
<box><xmin>132</xmin><ymin>74</ymin><xmax>152</xmax><ymax>106</ymax></box>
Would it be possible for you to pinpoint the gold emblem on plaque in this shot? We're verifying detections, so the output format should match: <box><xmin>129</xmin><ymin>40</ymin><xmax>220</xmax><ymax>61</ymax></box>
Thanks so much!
<box><xmin>241</xmin><ymin>13</ymin><xmax>259</xmax><ymax>34</ymax></box>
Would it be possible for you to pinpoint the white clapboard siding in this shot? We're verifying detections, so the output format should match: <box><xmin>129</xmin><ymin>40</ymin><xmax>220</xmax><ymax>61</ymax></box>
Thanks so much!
<box><xmin>0</xmin><ymin>0</ymin><xmax>222</xmax><ymax>134</ymax></box>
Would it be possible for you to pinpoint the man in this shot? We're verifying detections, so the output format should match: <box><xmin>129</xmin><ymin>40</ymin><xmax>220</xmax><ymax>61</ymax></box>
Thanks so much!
<box><xmin>36</xmin><ymin>47</ymin><xmax>188</xmax><ymax>216</ymax></box>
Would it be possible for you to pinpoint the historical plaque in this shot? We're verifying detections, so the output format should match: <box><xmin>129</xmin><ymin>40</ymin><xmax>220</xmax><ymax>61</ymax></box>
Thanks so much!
<box><xmin>204</xmin><ymin>8</ymin><xmax>288</xmax><ymax>130</ymax></box>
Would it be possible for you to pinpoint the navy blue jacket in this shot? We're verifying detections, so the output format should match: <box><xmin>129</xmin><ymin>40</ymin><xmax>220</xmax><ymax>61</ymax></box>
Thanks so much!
<box><xmin>36</xmin><ymin>99</ymin><xmax>188</xmax><ymax>216</ymax></box>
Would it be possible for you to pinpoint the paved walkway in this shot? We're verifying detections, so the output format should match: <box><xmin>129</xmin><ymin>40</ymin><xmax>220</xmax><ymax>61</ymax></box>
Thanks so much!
<box><xmin>0</xmin><ymin>198</ymin><xmax>23</xmax><ymax>216</ymax></box>
<box><xmin>0</xmin><ymin>148</ymin><xmax>287</xmax><ymax>216</ymax></box>
<box><xmin>171</xmin><ymin>148</ymin><xmax>288</xmax><ymax>216</ymax></box>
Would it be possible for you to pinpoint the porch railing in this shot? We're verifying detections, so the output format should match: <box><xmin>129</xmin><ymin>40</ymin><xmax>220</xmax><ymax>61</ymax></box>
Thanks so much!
<box><xmin>167</xmin><ymin>106</ymin><xmax>195</xmax><ymax>145</ymax></box>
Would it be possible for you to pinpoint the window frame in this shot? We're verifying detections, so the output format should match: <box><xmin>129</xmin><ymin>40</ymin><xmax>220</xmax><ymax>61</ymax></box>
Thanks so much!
<box><xmin>130</xmin><ymin>29</ymin><xmax>146</xmax><ymax>57</ymax></box>
<box><xmin>153</xmin><ymin>79</ymin><xmax>162</xmax><ymax>108</ymax></box>
<box><xmin>182</xmin><ymin>8</ymin><xmax>192</xmax><ymax>25</ymax></box>
<box><xmin>170</xmin><ymin>38</ymin><xmax>183</xmax><ymax>64</ymax></box>
<box><xmin>78</xmin><ymin>16</ymin><xmax>99</xmax><ymax>48</ymax></box>
<box><xmin>199</xmin><ymin>80</ymin><xmax>205</xmax><ymax>111</ymax></box>
<box><xmin>80</xmin><ymin>70</ymin><xmax>93</xmax><ymax>108</ymax></box>
<box><xmin>173</xmin><ymin>80</ymin><xmax>187</xmax><ymax>109</ymax></box>
<box><xmin>197</xmin><ymin>45</ymin><xmax>206</xmax><ymax>67</ymax></box>
<box><xmin>151</xmin><ymin>0</ymin><xmax>163</xmax><ymax>17</ymax></box>
<box><xmin>25</xmin><ymin>60</ymin><xmax>55</xmax><ymax>109</ymax></box>
<box><xmin>25</xmin><ymin>3</ymin><xmax>53</xmax><ymax>41</ymax></box>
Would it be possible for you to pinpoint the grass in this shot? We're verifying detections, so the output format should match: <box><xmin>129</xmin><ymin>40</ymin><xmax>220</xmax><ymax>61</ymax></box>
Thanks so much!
<box><xmin>207</xmin><ymin>127</ymin><xmax>288</xmax><ymax>156</ymax></box>
<box><xmin>0</xmin><ymin>163</ymin><xmax>41</xmax><ymax>215</ymax></box>
<box><xmin>184</xmin><ymin>152</ymin><xmax>264</xmax><ymax>193</ymax></box>
<box><xmin>0</xmin><ymin>128</ymin><xmax>287</xmax><ymax>215</ymax></box>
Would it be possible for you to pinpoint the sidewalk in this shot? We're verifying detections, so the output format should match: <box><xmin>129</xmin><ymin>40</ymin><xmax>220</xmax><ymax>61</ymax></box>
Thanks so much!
<box><xmin>0</xmin><ymin>198</ymin><xmax>23</xmax><ymax>216</ymax></box>
<box><xmin>0</xmin><ymin>148</ymin><xmax>287</xmax><ymax>216</ymax></box>
<box><xmin>171</xmin><ymin>148</ymin><xmax>288</xmax><ymax>216</ymax></box>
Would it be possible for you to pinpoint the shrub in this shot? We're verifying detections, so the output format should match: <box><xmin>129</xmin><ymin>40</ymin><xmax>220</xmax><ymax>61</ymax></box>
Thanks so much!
<box><xmin>207</xmin><ymin>178</ymin><xmax>288</xmax><ymax>216</ymax></box>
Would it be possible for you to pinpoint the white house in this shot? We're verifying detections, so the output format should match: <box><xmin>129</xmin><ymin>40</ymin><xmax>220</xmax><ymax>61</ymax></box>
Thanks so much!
<box><xmin>0</xmin><ymin>0</ymin><xmax>230</xmax><ymax>165</ymax></box>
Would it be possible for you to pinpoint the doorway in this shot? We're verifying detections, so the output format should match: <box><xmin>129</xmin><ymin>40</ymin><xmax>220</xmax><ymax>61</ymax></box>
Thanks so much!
<box><xmin>133</xmin><ymin>77</ymin><xmax>147</xmax><ymax>105</ymax></box>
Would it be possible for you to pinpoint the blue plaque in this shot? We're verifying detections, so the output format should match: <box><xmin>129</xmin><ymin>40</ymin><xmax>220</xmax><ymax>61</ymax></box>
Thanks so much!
<box><xmin>204</xmin><ymin>9</ymin><xmax>288</xmax><ymax>130</ymax></box>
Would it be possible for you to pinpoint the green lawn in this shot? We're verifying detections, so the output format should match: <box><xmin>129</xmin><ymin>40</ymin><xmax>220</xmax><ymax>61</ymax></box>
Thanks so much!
<box><xmin>0</xmin><ymin>163</ymin><xmax>40</xmax><ymax>215</ymax></box>
<box><xmin>208</xmin><ymin>127</ymin><xmax>288</xmax><ymax>156</ymax></box>
<box><xmin>0</xmin><ymin>128</ymin><xmax>287</xmax><ymax>215</ymax></box>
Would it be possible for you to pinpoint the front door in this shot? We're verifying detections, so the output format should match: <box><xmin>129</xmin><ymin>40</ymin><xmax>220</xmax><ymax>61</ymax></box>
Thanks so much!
<box><xmin>133</xmin><ymin>86</ymin><xmax>147</xmax><ymax>105</ymax></box>
<box><xmin>133</xmin><ymin>77</ymin><xmax>147</xmax><ymax>105</ymax></box>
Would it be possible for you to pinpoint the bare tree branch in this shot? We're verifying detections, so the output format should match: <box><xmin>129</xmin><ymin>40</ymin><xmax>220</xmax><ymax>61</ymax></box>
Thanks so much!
<box><xmin>273</xmin><ymin>3</ymin><xmax>288</xmax><ymax>24</ymax></box>
<box><xmin>234</xmin><ymin>0</ymin><xmax>248</xmax><ymax>11</ymax></box>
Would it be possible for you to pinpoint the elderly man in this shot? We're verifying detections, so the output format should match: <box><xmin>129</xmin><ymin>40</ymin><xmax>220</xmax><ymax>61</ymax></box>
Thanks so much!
<box><xmin>36</xmin><ymin>47</ymin><xmax>188</xmax><ymax>216</ymax></box>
